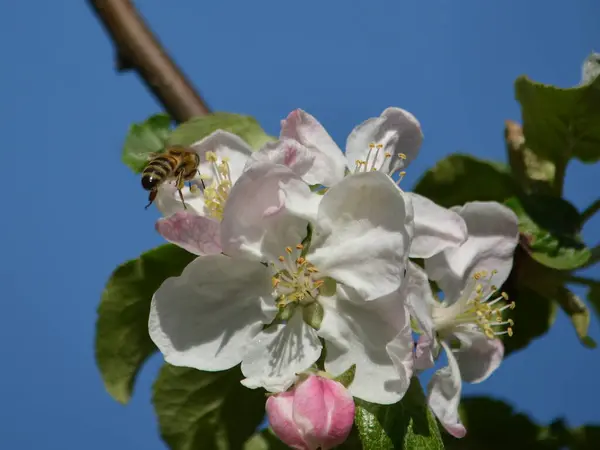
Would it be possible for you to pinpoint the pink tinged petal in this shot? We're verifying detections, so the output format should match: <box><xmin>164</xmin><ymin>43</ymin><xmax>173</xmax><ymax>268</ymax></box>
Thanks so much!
<box><xmin>249</xmin><ymin>139</ymin><xmax>321</xmax><ymax>184</ymax></box>
<box><xmin>310</xmin><ymin>171</ymin><xmax>414</xmax><ymax>301</ymax></box>
<box><xmin>428</xmin><ymin>342</ymin><xmax>466</xmax><ymax>438</ymax></box>
<box><xmin>293</xmin><ymin>376</ymin><xmax>355</xmax><ymax>450</ymax></box>
<box><xmin>266</xmin><ymin>392</ymin><xmax>310</xmax><ymax>450</ymax></box>
<box><xmin>190</xmin><ymin>130</ymin><xmax>253</xmax><ymax>184</ymax></box>
<box><xmin>148</xmin><ymin>254</ymin><xmax>277</xmax><ymax>371</ymax></box>
<box><xmin>319</xmin><ymin>286</ymin><xmax>412</xmax><ymax>404</ymax></box>
<box><xmin>414</xmin><ymin>334</ymin><xmax>436</xmax><ymax>371</ymax></box>
<box><xmin>408</xmin><ymin>193</ymin><xmax>468</xmax><ymax>259</ymax></box>
<box><xmin>241</xmin><ymin>312</ymin><xmax>322</xmax><ymax>393</ymax></box>
<box><xmin>451</xmin><ymin>326</ymin><xmax>504</xmax><ymax>383</ymax></box>
<box><xmin>280</xmin><ymin>109</ymin><xmax>347</xmax><ymax>186</ymax></box>
<box><xmin>405</xmin><ymin>262</ymin><xmax>436</xmax><ymax>339</ymax></box>
<box><xmin>345</xmin><ymin>107</ymin><xmax>423</xmax><ymax>175</ymax></box>
<box><xmin>155</xmin><ymin>211</ymin><xmax>222</xmax><ymax>255</ymax></box>
<box><xmin>425</xmin><ymin>201</ymin><xmax>520</xmax><ymax>301</ymax></box>
<box><xmin>220</xmin><ymin>162</ymin><xmax>321</xmax><ymax>259</ymax></box>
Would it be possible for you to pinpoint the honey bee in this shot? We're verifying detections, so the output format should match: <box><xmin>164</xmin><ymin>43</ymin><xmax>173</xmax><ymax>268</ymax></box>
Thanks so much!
<box><xmin>141</xmin><ymin>146</ymin><xmax>201</xmax><ymax>210</ymax></box>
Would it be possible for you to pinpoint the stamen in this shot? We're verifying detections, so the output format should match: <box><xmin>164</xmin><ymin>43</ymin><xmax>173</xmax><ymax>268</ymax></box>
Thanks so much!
<box><xmin>271</xmin><ymin>242</ymin><xmax>322</xmax><ymax>310</ymax></box>
<box><xmin>432</xmin><ymin>268</ymin><xmax>515</xmax><ymax>340</ymax></box>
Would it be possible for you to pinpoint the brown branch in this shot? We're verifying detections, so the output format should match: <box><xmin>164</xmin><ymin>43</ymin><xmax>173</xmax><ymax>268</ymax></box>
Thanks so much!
<box><xmin>88</xmin><ymin>0</ymin><xmax>210</xmax><ymax>123</ymax></box>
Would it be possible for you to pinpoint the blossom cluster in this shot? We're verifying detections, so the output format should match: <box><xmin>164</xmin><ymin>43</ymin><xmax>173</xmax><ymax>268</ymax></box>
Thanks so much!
<box><xmin>147</xmin><ymin>107</ymin><xmax>520</xmax><ymax>447</ymax></box>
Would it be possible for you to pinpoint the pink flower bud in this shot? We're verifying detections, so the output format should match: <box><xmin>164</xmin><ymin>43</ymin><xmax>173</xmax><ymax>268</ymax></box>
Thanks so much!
<box><xmin>266</xmin><ymin>375</ymin><xmax>355</xmax><ymax>450</ymax></box>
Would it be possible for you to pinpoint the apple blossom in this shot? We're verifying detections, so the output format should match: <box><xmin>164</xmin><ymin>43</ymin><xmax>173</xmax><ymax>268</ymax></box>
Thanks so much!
<box><xmin>266</xmin><ymin>374</ymin><xmax>355</xmax><ymax>450</ymax></box>
<box><xmin>154</xmin><ymin>131</ymin><xmax>318</xmax><ymax>256</ymax></box>
<box><xmin>149</xmin><ymin>162</ymin><xmax>415</xmax><ymax>403</ymax></box>
<box><xmin>391</xmin><ymin>201</ymin><xmax>519</xmax><ymax>437</ymax></box>
<box><xmin>260</xmin><ymin>108</ymin><xmax>468</xmax><ymax>259</ymax></box>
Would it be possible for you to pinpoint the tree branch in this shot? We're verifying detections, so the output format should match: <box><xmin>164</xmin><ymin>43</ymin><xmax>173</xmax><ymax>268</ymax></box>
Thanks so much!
<box><xmin>581</xmin><ymin>198</ymin><xmax>600</xmax><ymax>224</ymax></box>
<box><xmin>88</xmin><ymin>0</ymin><xmax>210</xmax><ymax>123</ymax></box>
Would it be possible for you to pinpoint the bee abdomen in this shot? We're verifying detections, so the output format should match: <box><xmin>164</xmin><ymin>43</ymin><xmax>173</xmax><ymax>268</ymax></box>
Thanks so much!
<box><xmin>141</xmin><ymin>156</ymin><xmax>177</xmax><ymax>190</ymax></box>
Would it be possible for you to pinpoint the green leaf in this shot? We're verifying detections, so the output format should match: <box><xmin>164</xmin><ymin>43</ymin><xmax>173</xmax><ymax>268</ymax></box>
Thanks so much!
<box><xmin>122</xmin><ymin>113</ymin><xmax>172</xmax><ymax>173</ymax></box>
<box><xmin>588</xmin><ymin>285</ymin><xmax>600</xmax><ymax>322</ymax></box>
<box><xmin>244</xmin><ymin>430</ymin><xmax>289</xmax><ymax>450</ymax></box>
<box><xmin>505</xmin><ymin>196</ymin><xmax>590</xmax><ymax>270</ymax></box>
<box><xmin>502</xmin><ymin>281</ymin><xmax>558</xmax><ymax>356</ymax></box>
<box><xmin>168</xmin><ymin>112</ymin><xmax>276</xmax><ymax>150</ymax></box>
<box><xmin>443</xmin><ymin>397</ymin><xmax>550</xmax><ymax>450</ymax></box>
<box><xmin>505</xmin><ymin>120</ymin><xmax>559</xmax><ymax>195</ymax></box>
<box><xmin>515</xmin><ymin>74</ymin><xmax>600</xmax><ymax>164</ymax></box>
<box><xmin>153</xmin><ymin>364</ymin><xmax>266</xmax><ymax>450</ymax></box>
<box><xmin>413</xmin><ymin>154</ymin><xmax>518</xmax><ymax>208</ymax></box>
<box><xmin>445</xmin><ymin>397</ymin><xmax>600</xmax><ymax>450</ymax></box>
<box><xmin>354</xmin><ymin>377</ymin><xmax>444</xmax><ymax>450</ymax></box>
<box><xmin>95</xmin><ymin>244</ymin><xmax>195</xmax><ymax>403</ymax></box>
<box><xmin>555</xmin><ymin>287</ymin><xmax>596</xmax><ymax>348</ymax></box>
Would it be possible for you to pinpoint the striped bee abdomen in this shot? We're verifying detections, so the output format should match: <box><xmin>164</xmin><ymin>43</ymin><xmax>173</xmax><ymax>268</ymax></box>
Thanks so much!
<box><xmin>141</xmin><ymin>155</ymin><xmax>177</xmax><ymax>191</ymax></box>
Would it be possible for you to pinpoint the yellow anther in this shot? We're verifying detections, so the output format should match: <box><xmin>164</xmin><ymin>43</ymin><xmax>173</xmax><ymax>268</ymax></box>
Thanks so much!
<box><xmin>308</xmin><ymin>267</ymin><xmax>319</xmax><ymax>273</ymax></box>
<box><xmin>508</xmin><ymin>328</ymin><xmax>514</xmax><ymax>337</ymax></box>
<box><xmin>369</xmin><ymin>143</ymin><xmax>375</xmax><ymax>148</ymax></box>
<box><xmin>285</xmin><ymin>247</ymin><xmax>292</xmax><ymax>254</ymax></box>
<box><xmin>484</xmin><ymin>328</ymin><xmax>495</xmax><ymax>339</ymax></box>
<box><xmin>206</xmin><ymin>151</ymin><xmax>218</xmax><ymax>162</ymax></box>
<box><xmin>384</xmin><ymin>152</ymin><xmax>392</xmax><ymax>158</ymax></box>
<box><xmin>508</xmin><ymin>319</ymin><xmax>514</xmax><ymax>326</ymax></box>
<box><xmin>376</xmin><ymin>144</ymin><xmax>383</xmax><ymax>149</ymax></box>
<box><xmin>476</xmin><ymin>284</ymin><xmax>483</xmax><ymax>294</ymax></box>
<box><xmin>189</xmin><ymin>184</ymin><xmax>200</xmax><ymax>194</ymax></box>
<box><xmin>314</xmin><ymin>279</ymin><xmax>325</xmax><ymax>288</ymax></box>
<box><xmin>296</xmin><ymin>244</ymin><xmax>304</xmax><ymax>250</ymax></box>
<box><xmin>296</xmin><ymin>257</ymin><xmax>306</xmax><ymax>265</ymax></box>
<box><xmin>278</xmin><ymin>256</ymin><xmax>285</xmax><ymax>262</ymax></box>
<box><xmin>509</xmin><ymin>301</ymin><xmax>516</xmax><ymax>309</ymax></box>
<box><xmin>272</xmin><ymin>278</ymin><xmax>280</xmax><ymax>288</ymax></box>
<box><xmin>398</xmin><ymin>153</ymin><xmax>407</xmax><ymax>160</ymax></box>
<box><xmin>502</xmin><ymin>292</ymin><xmax>509</xmax><ymax>300</ymax></box>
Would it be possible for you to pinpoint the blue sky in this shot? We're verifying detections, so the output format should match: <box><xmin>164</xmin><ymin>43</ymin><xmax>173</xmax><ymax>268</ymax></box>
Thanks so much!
<box><xmin>1</xmin><ymin>0</ymin><xmax>598</xmax><ymax>448</ymax></box>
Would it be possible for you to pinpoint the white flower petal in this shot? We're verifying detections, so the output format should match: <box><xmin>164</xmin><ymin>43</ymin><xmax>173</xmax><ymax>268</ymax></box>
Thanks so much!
<box><xmin>149</xmin><ymin>254</ymin><xmax>276</xmax><ymax>371</ymax></box>
<box><xmin>190</xmin><ymin>130</ymin><xmax>253</xmax><ymax>184</ymax></box>
<box><xmin>280</xmin><ymin>109</ymin><xmax>347</xmax><ymax>186</ymax></box>
<box><xmin>405</xmin><ymin>262</ymin><xmax>436</xmax><ymax>338</ymax></box>
<box><xmin>427</xmin><ymin>342</ymin><xmax>466</xmax><ymax>438</ymax></box>
<box><xmin>241</xmin><ymin>311</ymin><xmax>322</xmax><ymax>392</ymax></box>
<box><xmin>220</xmin><ymin>162</ymin><xmax>320</xmax><ymax>258</ymax></box>
<box><xmin>319</xmin><ymin>287</ymin><xmax>412</xmax><ymax>404</ymax></box>
<box><xmin>155</xmin><ymin>211</ymin><xmax>222</xmax><ymax>255</ymax></box>
<box><xmin>309</xmin><ymin>172</ymin><xmax>414</xmax><ymax>301</ymax></box>
<box><xmin>155</xmin><ymin>183</ymin><xmax>207</xmax><ymax>217</ymax></box>
<box><xmin>414</xmin><ymin>334</ymin><xmax>435</xmax><ymax>371</ymax></box>
<box><xmin>452</xmin><ymin>325</ymin><xmax>504</xmax><ymax>384</ymax></box>
<box><xmin>425</xmin><ymin>201</ymin><xmax>519</xmax><ymax>300</ymax></box>
<box><xmin>248</xmin><ymin>139</ymin><xmax>317</xmax><ymax>183</ymax></box>
<box><xmin>346</xmin><ymin>107</ymin><xmax>423</xmax><ymax>175</ymax></box>
<box><xmin>408</xmin><ymin>193</ymin><xmax>468</xmax><ymax>259</ymax></box>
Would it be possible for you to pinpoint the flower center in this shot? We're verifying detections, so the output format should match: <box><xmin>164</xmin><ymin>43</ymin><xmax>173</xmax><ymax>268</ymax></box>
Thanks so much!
<box><xmin>353</xmin><ymin>142</ymin><xmax>407</xmax><ymax>185</ymax></box>
<box><xmin>271</xmin><ymin>244</ymin><xmax>323</xmax><ymax>309</ymax></box>
<box><xmin>200</xmin><ymin>151</ymin><xmax>232</xmax><ymax>220</ymax></box>
<box><xmin>433</xmin><ymin>270</ymin><xmax>515</xmax><ymax>340</ymax></box>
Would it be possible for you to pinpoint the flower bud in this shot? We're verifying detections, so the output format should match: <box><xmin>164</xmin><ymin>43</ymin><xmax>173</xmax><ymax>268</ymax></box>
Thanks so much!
<box><xmin>266</xmin><ymin>374</ymin><xmax>355</xmax><ymax>450</ymax></box>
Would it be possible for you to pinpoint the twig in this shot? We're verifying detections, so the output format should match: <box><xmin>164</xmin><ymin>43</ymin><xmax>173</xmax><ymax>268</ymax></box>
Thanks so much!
<box><xmin>582</xmin><ymin>198</ymin><xmax>600</xmax><ymax>224</ymax></box>
<box><xmin>566</xmin><ymin>274</ymin><xmax>600</xmax><ymax>288</ymax></box>
<box><xmin>88</xmin><ymin>0</ymin><xmax>210</xmax><ymax>123</ymax></box>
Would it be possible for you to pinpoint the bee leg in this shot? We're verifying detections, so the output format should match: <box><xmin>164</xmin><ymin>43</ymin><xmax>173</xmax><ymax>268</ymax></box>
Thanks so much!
<box><xmin>197</xmin><ymin>170</ymin><xmax>206</xmax><ymax>189</ymax></box>
<box><xmin>145</xmin><ymin>189</ymin><xmax>157</xmax><ymax>210</ymax></box>
<box><xmin>175</xmin><ymin>171</ymin><xmax>187</xmax><ymax>210</ymax></box>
